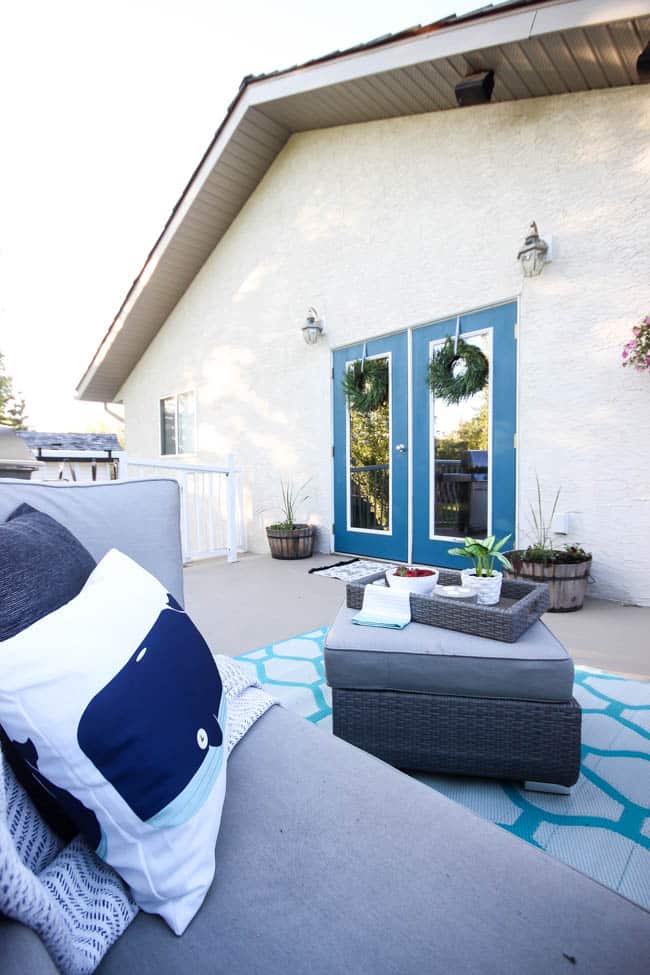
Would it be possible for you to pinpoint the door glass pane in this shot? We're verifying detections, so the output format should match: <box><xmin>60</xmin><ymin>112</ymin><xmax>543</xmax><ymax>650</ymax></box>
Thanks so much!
<box><xmin>431</xmin><ymin>333</ymin><xmax>489</xmax><ymax>539</ymax></box>
<box><xmin>177</xmin><ymin>391</ymin><xmax>196</xmax><ymax>453</ymax></box>
<box><xmin>348</xmin><ymin>357</ymin><xmax>390</xmax><ymax>531</ymax></box>
<box><xmin>160</xmin><ymin>396</ymin><xmax>177</xmax><ymax>455</ymax></box>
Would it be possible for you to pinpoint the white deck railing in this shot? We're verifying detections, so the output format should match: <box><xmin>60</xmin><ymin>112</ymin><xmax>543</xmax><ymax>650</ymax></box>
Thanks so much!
<box><xmin>120</xmin><ymin>455</ymin><xmax>245</xmax><ymax>564</ymax></box>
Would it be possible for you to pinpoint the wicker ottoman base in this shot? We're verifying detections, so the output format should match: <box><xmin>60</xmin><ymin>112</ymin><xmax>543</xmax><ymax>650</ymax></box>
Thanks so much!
<box><xmin>332</xmin><ymin>687</ymin><xmax>582</xmax><ymax>787</ymax></box>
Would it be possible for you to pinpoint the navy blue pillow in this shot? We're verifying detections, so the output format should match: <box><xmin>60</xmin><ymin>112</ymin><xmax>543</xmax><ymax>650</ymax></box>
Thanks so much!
<box><xmin>0</xmin><ymin>502</ymin><xmax>96</xmax><ymax>641</ymax></box>
<box><xmin>0</xmin><ymin>502</ymin><xmax>96</xmax><ymax>838</ymax></box>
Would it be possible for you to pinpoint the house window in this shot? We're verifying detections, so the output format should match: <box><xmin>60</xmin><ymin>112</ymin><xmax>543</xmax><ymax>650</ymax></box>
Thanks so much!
<box><xmin>160</xmin><ymin>391</ymin><xmax>196</xmax><ymax>455</ymax></box>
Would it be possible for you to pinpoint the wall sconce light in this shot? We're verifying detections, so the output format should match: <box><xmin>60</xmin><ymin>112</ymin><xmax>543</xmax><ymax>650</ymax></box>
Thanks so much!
<box><xmin>517</xmin><ymin>221</ymin><xmax>550</xmax><ymax>278</ymax></box>
<box><xmin>637</xmin><ymin>42</ymin><xmax>650</xmax><ymax>83</ymax></box>
<box><xmin>302</xmin><ymin>306</ymin><xmax>324</xmax><ymax>345</ymax></box>
<box><xmin>455</xmin><ymin>70</ymin><xmax>495</xmax><ymax>107</ymax></box>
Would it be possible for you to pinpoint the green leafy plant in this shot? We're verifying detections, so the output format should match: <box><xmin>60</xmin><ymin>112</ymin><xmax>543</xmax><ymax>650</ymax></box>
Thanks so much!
<box><xmin>268</xmin><ymin>479</ymin><xmax>310</xmax><ymax>531</ymax></box>
<box><xmin>561</xmin><ymin>543</ymin><xmax>592</xmax><ymax>562</ymax></box>
<box><xmin>448</xmin><ymin>535</ymin><xmax>513</xmax><ymax>578</ymax></box>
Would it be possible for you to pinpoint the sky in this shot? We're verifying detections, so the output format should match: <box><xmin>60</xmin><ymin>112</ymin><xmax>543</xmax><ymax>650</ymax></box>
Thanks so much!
<box><xmin>0</xmin><ymin>0</ymin><xmax>481</xmax><ymax>432</ymax></box>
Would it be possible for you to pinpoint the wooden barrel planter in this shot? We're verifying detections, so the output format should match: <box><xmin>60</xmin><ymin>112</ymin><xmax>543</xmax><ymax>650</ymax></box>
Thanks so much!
<box><xmin>504</xmin><ymin>555</ymin><xmax>592</xmax><ymax>613</ymax></box>
<box><xmin>266</xmin><ymin>524</ymin><xmax>315</xmax><ymax>560</ymax></box>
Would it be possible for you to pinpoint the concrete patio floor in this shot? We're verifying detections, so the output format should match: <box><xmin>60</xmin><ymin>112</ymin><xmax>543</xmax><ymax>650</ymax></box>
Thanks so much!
<box><xmin>184</xmin><ymin>553</ymin><xmax>650</xmax><ymax>680</ymax></box>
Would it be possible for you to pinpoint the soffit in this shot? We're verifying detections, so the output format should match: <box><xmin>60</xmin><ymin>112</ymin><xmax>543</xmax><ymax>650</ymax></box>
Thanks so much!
<box><xmin>77</xmin><ymin>2</ymin><xmax>650</xmax><ymax>402</ymax></box>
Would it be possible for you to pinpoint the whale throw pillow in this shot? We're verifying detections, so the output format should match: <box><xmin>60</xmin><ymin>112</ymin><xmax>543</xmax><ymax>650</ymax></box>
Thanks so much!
<box><xmin>0</xmin><ymin>548</ymin><xmax>228</xmax><ymax>935</ymax></box>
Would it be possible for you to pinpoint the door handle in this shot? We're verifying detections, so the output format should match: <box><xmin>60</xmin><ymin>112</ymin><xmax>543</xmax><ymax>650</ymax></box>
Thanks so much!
<box><xmin>395</xmin><ymin>443</ymin><xmax>407</xmax><ymax>453</ymax></box>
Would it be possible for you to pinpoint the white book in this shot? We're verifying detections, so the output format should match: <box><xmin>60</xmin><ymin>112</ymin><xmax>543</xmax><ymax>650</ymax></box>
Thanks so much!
<box><xmin>352</xmin><ymin>584</ymin><xmax>411</xmax><ymax>629</ymax></box>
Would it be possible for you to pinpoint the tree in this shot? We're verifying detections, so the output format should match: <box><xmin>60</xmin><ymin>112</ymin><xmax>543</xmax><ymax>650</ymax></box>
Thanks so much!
<box><xmin>0</xmin><ymin>352</ymin><xmax>28</xmax><ymax>429</ymax></box>
<box><xmin>349</xmin><ymin>398</ymin><xmax>390</xmax><ymax>530</ymax></box>
<box><xmin>349</xmin><ymin>403</ymin><xmax>389</xmax><ymax>469</ymax></box>
<box><xmin>435</xmin><ymin>395</ymin><xmax>488</xmax><ymax>461</ymax></box>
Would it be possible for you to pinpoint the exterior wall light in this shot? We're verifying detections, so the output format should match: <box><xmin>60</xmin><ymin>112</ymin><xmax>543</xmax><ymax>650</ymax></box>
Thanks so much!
<box><xmin>455</xmin><ymin>70</ymin><xmax>495</xmax><ymax>107</ymax></box>
<box><xmin>517</xmin><ymin>222</ymin><xmax>550</xmax><ymax>278</ymax></box>
<box><xmin>302</xmin><ymin>306</ymin><xmax>324</xmax><ymax>345</ymax></box>
<box><xmin>637</xmin><ymin>42</ymin><xmax>650</xmax><ymax>83</ymax></box>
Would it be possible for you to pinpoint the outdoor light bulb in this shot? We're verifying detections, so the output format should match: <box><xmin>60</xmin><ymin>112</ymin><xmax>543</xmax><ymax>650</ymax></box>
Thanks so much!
<box><xmin>303</xmin><ymin>326</ymin><xmax>320</xmax><ymax>345</ymax></box>
<box><xmin>520</xmin><ymin>251</ymin><xmax>539</xmax><ymax>278</ymax></box>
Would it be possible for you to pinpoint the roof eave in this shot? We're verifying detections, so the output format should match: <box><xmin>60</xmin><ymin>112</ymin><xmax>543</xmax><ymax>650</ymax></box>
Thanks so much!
<box><xmin>76</xmin><ymin>0</ymin><xmax>650</xmax><ymax>402</ymax></box>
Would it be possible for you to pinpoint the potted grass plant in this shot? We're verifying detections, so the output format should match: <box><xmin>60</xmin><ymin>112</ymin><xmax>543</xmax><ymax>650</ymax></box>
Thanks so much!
<box><xmin>265</xmin><ymin>480</ymin><xmax>315</xmax><ymax>560</ymax></box>
<box><xmin>448</xmin><ymin>534</ymin><xmax>513</xmax><ymax>605</ymax></box>
<box><xmin>504</xmin><ymin>479</ymin><xmax>591</xmax><ymax>613</ymax></box>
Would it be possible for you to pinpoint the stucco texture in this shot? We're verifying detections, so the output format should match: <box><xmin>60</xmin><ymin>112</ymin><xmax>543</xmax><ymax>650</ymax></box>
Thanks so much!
<box><xmin>119</xmin><ymin>85</ymin><xmax>650</xmax><ymax>605</ymax></box>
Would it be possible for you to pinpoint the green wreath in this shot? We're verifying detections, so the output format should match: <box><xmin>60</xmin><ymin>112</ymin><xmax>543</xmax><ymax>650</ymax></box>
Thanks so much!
<box><xmin>342</xmin><ymin>358</ymin><xmax>389</xmax><ymax>413</ymax></box>
<box><xmin>427</xmin><ymin>337</ymin><xmax>489</xmax><ymax>405</ymax></box>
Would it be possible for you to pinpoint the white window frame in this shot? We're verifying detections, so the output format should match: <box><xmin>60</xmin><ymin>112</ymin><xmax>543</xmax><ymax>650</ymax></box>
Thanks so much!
<box><xmin>159</xmin><ymin>389</ymin><xmax>197</xmax><ymax>457</ymax></box>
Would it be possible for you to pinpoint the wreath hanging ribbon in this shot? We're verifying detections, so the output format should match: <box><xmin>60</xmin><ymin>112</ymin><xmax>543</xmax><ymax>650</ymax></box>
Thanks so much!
<box><xmin>427</xmin><ymin>336</ymin><xmax>489</xmax><ymax>405</ymax></box>
<box><xmin>342</xmin><ymin>357</ymin><xmax>389</xmax><ymax>413</ymax></box>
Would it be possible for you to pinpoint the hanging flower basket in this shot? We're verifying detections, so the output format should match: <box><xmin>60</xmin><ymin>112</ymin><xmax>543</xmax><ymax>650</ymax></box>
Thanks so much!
<box><xmin>342</xmin><ymin>358</ymin><xmax>389</xmax><ymax>413</ymax></box>
<box><xmin>427</xmin><ymin>337</ymin><xmax>489</xmax><ymax>405</ymax></box>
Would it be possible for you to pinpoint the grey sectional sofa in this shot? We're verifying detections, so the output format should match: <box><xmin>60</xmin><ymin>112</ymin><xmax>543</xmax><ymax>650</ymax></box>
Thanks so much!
<box><xmin>1</xmin><ymin>479</ymin><xmax>649</xmax><ymax>975</ymax></box>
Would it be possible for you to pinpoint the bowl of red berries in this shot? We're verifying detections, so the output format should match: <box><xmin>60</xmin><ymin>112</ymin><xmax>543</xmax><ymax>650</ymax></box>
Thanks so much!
<box><xmin>387</xmin><ymin>565</ymin><xmax>439</xmax><ymax>595</ymax></box>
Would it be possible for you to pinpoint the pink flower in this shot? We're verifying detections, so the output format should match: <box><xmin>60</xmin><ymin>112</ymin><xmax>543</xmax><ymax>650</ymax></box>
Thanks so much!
<box><xmin>620</xmin><ymin>317</ymin><xmax>650</xmax><ymax>369</ymax></box>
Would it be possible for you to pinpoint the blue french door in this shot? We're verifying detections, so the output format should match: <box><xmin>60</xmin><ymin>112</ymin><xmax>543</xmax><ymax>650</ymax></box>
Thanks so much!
<box><xmin>411</xmin><ymin>302</ymin><xmax>517</xmax><ymax>567</ymax></box>
<box><xmin>333</xmin><ymin>302</ymin><xmax>517</xmax><ymax>568</ymax></box>
<box><xmin>333</xmin><ymin>332</ymin><xmax>408</xmax><ymax>561</ymax></box>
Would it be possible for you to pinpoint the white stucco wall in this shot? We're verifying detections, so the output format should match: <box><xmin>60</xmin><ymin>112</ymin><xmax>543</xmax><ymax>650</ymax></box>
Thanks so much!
<box><xmin>119</xmin><ymin>85</ymin><xmax>650</xmax><ymax>605</ymax></box>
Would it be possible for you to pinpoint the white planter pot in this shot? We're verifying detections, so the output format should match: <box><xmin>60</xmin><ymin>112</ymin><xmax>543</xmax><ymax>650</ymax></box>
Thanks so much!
<box><xmin>460</xmin><ymin>569</ymin><xmax>503</xmax><ymax>605</ymax></box>
<box><xmin>387</xmin><ymin>568</ymin><xmax>439</xmax><ymax>595</ymax></box>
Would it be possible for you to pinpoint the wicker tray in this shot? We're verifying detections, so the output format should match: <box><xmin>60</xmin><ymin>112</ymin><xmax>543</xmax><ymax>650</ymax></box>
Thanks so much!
<box><xmin>346</xmin><ymin>569</ymin><xmax>550</xmax><ymax>643</ymax></box>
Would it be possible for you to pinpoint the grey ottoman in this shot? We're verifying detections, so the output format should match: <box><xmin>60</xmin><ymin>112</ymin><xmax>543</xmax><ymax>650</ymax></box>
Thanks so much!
<box><xmin>324</xmin><ymin>606</ymin><xmax>582</xmax><ymax>790</ymax></box>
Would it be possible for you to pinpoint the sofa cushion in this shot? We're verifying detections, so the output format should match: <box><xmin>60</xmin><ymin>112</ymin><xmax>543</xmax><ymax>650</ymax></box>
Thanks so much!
<box><xmin>325</xmin><ymin>605</ymin><xmax>574</xmax><ymax>702</ymax></box>
<box><xmin>94</xmin><ymin>706</ymin><xmax>650</xmax><ymax>975</ymax></box>
<box><xmin>0</xmin><ymin>920</ymin><xmax>59</xmax><ymax>975</ymax></box>
<box><xmin>0</xmin><ymin>549</ymin><xmax>228</xmax><ymax>936</ymax></box>
<box><xmin>0</xmin><ymin>479</ymin><xmax>184</xmax><ymax>606</ymax></box>
<box><xmin>0</xmin><ymin>503</ymin><xmax>95</xmax><ymax>640</ymax></box>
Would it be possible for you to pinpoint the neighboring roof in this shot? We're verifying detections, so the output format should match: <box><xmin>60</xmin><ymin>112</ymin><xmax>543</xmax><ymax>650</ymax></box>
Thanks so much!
<box><xmin>77</xmin><ymin>0</ymin><xmax>650</xmax><ymax>402</ymax></box>
<box><xmin>19</xmin><ymin>431</ymin><xmax>121</xmax><ymax>452</ymax></box>
<box><xmin>0</xmin><ymin>425</ymin><xmax>43</xmax><ymax>469</ymax></box>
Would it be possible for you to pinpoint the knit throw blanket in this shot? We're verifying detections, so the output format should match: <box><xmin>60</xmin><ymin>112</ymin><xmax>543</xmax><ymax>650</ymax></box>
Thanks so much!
<box><xmin>0</xmin><ymin>656</ymin><xmax>274</xmax><ymax>975</ymax></box>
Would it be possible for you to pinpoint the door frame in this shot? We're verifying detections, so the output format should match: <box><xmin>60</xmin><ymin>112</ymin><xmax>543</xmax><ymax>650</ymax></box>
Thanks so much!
<box><xmin>426</xmin><ymin>323</ymin><xmax>494</xmax><ymax>544</ymax></box>
<box><xmin>329</xmin><ymin>296</ymin><xmax>520</xmax><ymax>562</ymax></box>
<box><xmin>332</xmin><ymin>332</ymin><xmax>409</xmax><ymax>562</ymax></box>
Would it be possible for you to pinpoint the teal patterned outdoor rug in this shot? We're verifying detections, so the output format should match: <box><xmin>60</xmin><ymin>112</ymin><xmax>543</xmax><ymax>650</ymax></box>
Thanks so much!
<box><xmin>235</xmin><ymin>629</ymin><xmax>650</xmax><ymax>911</ymax></box>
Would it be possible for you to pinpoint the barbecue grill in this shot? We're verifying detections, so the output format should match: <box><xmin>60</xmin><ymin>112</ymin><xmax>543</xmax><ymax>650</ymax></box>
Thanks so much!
<box><xmin>462</xmin><ymin>449</ymin><xmax>488</xmax><ymax>535</ymax></box>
